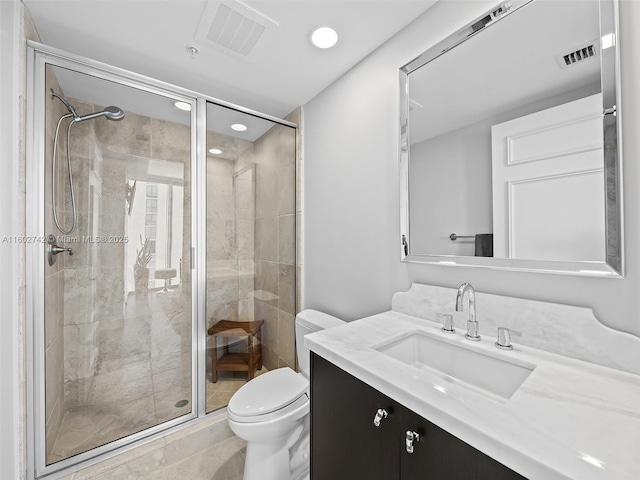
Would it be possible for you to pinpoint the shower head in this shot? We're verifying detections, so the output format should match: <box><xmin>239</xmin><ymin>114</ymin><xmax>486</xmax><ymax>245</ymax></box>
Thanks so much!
<box><xmin>51</xmin><ymin>90</ymin><xmax>125</xmax><ymax>123</ymax></box>
<box><xmin>74</xmin><ymin>106</ymin><xmax>125</xmax><ymax>123</ymax></box>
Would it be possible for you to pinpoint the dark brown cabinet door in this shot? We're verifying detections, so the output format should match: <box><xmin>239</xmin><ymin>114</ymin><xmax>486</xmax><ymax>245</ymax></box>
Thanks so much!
<box><xmin>400</xmin><ymin>406</ymin><xmax>477</xmax><ymax>479</ymax></box>
<box><xmin>400</xmin><ymin>407</ymin><xmax>527</xmax><ymax>479</ymax></box>
<box><xmin>311</xmin><ymin>353</ymin><xmax>527</xmax><ymax>480</ymax></box>
<box><xmin>311</xmin><ymin>353</ymin><xmax>400</xmax><ymax>480</ymax></box>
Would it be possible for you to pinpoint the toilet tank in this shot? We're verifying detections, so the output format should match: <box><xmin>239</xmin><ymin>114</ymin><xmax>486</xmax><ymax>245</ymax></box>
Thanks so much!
<box><xmin>295</xmin><ymin>309</ymin><xmax>345</xmax><ymax>377</ymax></box>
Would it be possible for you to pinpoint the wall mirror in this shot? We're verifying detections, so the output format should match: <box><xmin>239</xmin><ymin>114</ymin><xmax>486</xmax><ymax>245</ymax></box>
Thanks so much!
<box><xmin>399</xmin><ymin>0</ymin><xmax>622</xmax><ymax>277</ymax></box>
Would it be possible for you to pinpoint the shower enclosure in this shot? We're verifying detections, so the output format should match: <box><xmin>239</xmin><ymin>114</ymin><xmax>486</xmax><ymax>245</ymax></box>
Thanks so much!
<box><xmin>27</xmin><ymin>43</ymin><xmax>297</xmax><ymax>478</ymax></box>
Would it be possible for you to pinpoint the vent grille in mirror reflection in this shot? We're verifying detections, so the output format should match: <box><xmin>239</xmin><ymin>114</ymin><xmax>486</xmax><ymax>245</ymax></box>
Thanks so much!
<box><xmin>557</xmin><ymin>41</ymin><xmax>597</xmax><ymax>68</ymax></box>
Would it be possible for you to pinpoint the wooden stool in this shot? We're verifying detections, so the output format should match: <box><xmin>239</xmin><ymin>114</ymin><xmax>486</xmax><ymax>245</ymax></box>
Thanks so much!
<box><xmin>208</xmin><ymin>320</ymin><xmax>264</xmax><ymax>383</ymax></box>
<box><xmin>154</xmin><ymin>268</ymin><xmax>177</xmax><ymax>292</ymax></box>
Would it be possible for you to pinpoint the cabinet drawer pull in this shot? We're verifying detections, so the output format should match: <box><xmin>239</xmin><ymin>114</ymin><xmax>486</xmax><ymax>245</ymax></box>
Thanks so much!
<box><xmin>373</xmin><ymin>408</ymin><xmax>388</xmax><ymax>427</ymax></box>
<box><xmin>405</xmin><ymin>430</ymin><xmax>420</xmax><ymax>453</ymax></box>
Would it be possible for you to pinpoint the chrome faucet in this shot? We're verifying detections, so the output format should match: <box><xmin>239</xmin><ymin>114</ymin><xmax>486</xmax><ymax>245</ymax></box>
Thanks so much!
<box><xmin>455</xmin><ymin>282</ymin><xmax>481</xmax><ymax>341</ymax></box>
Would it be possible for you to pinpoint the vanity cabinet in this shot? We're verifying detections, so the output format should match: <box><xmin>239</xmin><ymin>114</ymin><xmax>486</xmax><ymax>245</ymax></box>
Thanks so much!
<box><xmin>311</xmin><ymin>353</ymin><xmax>527</xmax><ymax>480</ymax></box>
<box><xmin>311</xmin><ymin>352</ymin><xmax>399</xmax><ymax>479</ymax></box>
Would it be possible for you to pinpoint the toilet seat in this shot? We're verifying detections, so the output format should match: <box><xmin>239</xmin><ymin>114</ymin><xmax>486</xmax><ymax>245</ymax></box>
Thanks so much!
<box><xmin>228</xmin><ymin>367</ymin><xmax>309</xmax><ymax>423</ymax></box>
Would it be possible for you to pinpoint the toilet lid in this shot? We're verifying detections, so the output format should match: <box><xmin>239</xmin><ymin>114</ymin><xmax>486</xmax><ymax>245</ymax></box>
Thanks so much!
<box><xmin>228</xmin><ymin>367</ymin><xmax>309</xmax><ymax>418</ymax></box>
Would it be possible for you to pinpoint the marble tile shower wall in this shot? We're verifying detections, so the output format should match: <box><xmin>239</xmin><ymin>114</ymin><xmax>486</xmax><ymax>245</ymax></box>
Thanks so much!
<box><xmin>44</xmin><ymin>64</ymin><xmax>67</xmax><ymax>457</ymax></box>
<box><xmin>252</xmin><ymin>120</ymin><xmax>297</xmax><ymax>370</ymax></box>
<box><xmin>206</xmin><ymin>131</ymin><xmax>254</xmax><ymax>327</ymax></box>
<box><xmin>291</xmin><ymin>107</ymin><xmax>303</xmax><ymax>336</ymax></box>
<box><xmin>61</xmin><ymin>96</ymin><xmax>101</xmax><ymax>412</ymax></box>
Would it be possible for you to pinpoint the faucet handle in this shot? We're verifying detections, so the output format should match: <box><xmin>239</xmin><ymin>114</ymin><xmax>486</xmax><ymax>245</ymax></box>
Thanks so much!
<box><xmin>495</xmin><ymin>327</ymin><xmax>520</xmax><ymax>350</ymax></box>
<box><xmin>437</xmin><ymin>313</ymin><xmax>455</xmax><ymax>334</ymax></box>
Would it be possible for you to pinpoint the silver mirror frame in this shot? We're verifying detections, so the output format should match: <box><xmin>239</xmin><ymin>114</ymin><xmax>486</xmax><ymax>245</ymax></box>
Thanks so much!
<box><xmin>399</xmin><ymin>0</ymin><xmax>623</xmax><ymax>278</ymax></box>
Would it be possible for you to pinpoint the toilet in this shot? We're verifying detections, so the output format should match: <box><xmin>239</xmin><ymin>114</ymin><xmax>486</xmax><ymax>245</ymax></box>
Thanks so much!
<box><xmin>227</xmin><ymin>309</ymin><xmax>345</xmax><ymax>480</ymax></box>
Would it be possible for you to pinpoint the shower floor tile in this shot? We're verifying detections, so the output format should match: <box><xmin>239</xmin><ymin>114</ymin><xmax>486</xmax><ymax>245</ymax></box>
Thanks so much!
<box><xmin>47</xmin><ymin>292</ymin><xmax>272</xmax><ymax>466</ymax></box>
<box><xmin>48</xmin><ymin>367</ymin><xmax>268</xmax><ymax>464</ymax></box>
<box><xmin>49</xmin><ymin>394</ymin><xmax>158</xmax><ymax>460</ymax></box>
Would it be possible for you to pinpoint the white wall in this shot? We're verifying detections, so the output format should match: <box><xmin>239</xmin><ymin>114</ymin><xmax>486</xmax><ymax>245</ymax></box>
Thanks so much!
<box><xmin>0</xmin><ymin>1</ymin><xmax>25</xmax><ymax>478</ymax></box>
<box><xmin>410</xmin><ymin>122</ymin><xmax>492</xmax><ymax>256</ymax></box>
<box><xmin>304</xmin><ymin>0</ymin><xmax>640</xmax><ymax>336</ymax></box>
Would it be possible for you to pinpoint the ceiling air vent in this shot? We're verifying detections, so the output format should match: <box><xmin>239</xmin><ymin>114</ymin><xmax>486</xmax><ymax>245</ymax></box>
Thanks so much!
<box><xmin>555</xmin><ymin>40</ymin><xmax>598</xmax><ymax>69</ymax></box>
<box><xmin>195</xmin><ymin>0</ymin><xmax>278</xmax><ymax>60</ymax></box>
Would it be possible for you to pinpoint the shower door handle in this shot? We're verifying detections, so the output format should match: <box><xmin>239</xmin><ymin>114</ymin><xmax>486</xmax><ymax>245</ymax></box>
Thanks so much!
<box><xmin>47</xmin><ymin>234</ymin><xmax>73</xmax><ymax>266</ymax></box>
<box><xmin>51</xmin><ymin>245</ymin><xmax>73</xmax><ymax>255</ymax></box>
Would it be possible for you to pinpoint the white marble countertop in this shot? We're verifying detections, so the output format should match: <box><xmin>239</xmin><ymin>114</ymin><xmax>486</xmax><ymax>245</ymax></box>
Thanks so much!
<box><xmin>305</xmin><ymin>310</ymin><xmax>640</xmax><ymax>480</ymax></box>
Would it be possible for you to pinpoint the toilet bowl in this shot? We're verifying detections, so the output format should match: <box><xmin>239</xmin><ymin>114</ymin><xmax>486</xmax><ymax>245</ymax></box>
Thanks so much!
<box><xmin>227</xmin><ymin>309</ymin><xmax>345</xmax><ymax>480</ymax></box>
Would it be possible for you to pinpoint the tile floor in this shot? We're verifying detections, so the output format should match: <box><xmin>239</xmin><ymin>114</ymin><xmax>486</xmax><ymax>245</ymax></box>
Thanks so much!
<box><xmin>206</xmin><ymin>367</ymin><xmax>268</xmax><ymax>413</ymax></box>
<box><xmin>58</xmin><ymin>411</ymin><xmax>247</xmax><ymax>480</ymax></box>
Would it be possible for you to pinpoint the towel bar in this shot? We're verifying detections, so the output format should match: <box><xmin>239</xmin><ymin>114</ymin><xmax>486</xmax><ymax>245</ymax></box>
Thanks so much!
<box><xmin>449</xmin><ymin>233</ymin><xmax>474</xmax><ymax>241</ymax></box>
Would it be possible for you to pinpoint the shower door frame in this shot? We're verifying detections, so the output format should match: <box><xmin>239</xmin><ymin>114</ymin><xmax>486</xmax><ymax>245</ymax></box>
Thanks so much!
<box><xmin>26</xmin><ymin>43</ymin><xmax>202</xmax><ymax>479</ymax></box>
<box><xmin>25</xmin><ymin>41</ymin><xmax>297</xmax><ymax>480</ymax></box>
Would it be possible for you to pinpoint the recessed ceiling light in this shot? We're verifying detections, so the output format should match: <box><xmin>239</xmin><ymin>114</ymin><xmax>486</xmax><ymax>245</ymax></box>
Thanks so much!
<box><xmin>601</xmin><ymin>33</ymin><xmax>615</xmax><ymax>50</ymax></box>
<box><xmin>310</xmin><ymin>26</ymin><xmax>339</xmax><ymax>49</ymax></box>
<box><xmin>174</xmin><ymin>101</ymin><xmax>191</xmax><ymax>111</ymax></box>
<box><xmin>231</xmin><ymin>123</ymin><xmax>247</xmax><ymax>132</ymax></box>
<box><xmin>208</xmin><ymin>148</ymin><xmax>222</xmax><ymax>155</ymax></box>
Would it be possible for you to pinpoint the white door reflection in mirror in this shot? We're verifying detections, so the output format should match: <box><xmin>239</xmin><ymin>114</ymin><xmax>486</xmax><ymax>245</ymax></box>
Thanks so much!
<box><xmin>491</xmin><ymin>93</ymin><xmax>605</xmax><ymax>261</ymax></box>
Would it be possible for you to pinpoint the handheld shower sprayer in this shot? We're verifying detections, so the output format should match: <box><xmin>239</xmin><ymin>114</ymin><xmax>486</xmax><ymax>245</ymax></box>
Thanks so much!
<box><xmin>50</xmin><ymin>89</ymin><xmax>125</xmax><ymax>123</ymax></box>
<box><xmin>74</xmin><ymin>105</ymin><xmax>125</xmax><ymax>122</ymax></box>
<box><xmin>49</xmin><ymin>90</ymin><xmax>125</xmax><ymax>235</ymax></box>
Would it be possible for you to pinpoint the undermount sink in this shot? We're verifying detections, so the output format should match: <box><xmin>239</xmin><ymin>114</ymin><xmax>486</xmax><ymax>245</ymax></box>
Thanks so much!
<box><xmin>374</xmin><ymin>330</ymin><xmax>535</xmax><ymax>400</ymax></box>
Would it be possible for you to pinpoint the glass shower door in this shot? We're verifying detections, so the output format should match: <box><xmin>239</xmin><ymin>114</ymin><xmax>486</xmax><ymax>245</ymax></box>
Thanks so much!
<box><xmin>42</xmin><ymin>64</ymin><xmax>195</xmax><ymax>465</ymax></box>
<box><xmin>204</xmin><ymin>102</ymin><xmax>297</xmax><ymax>413</ymax></box>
